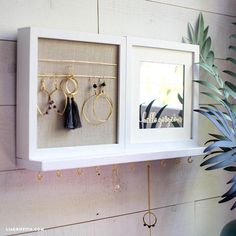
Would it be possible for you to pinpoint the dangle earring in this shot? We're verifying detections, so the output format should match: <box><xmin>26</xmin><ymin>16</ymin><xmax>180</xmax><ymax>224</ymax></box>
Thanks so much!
<box><xmin>45</xmin><ymin>78</ymin><xmax>59</xmax><ymax>115</ymax></box>
<box><xmin>82</xmin><ymin>79</ymin><xmax>103</xmax><ymax>125</ymax></box>
<box><xmin>60</xmin><ymin>75</ymin><xmax>82</xmax><ymax>129</ymax></box>
<box><xmin>37</xmin><ymin>78</ymin><xmax>50</xmax><ymax>116</ymax></box>
<box><xmin>93</xmin><ymin>79</ymin><xmax>113</xmax><ymax>123</ymax></box>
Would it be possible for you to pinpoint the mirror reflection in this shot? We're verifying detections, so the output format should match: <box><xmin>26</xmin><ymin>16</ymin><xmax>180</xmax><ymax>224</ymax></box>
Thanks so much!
<box><xmin>139</xmin><ymin>62</ymin><xmax>184</xmax><ymax>129</ymax></box>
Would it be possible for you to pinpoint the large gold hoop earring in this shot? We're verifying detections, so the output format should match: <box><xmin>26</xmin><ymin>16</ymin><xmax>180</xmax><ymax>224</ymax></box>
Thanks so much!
<box><xmin>93</xmin><ymin>90</ymin><xmax>113</xmax><ymax>123</ymax></box>
<box><xmin>93</xmin><ymin>92</ymin><xmax>113</xmax><ymax>122</ymax></box>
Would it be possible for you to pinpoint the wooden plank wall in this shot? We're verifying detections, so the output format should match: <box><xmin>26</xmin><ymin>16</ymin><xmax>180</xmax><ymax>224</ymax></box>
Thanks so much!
<box><xmin>0</xmin><ymin>0</ymin><xmax>235</xmax><ymax>235</ymax></box>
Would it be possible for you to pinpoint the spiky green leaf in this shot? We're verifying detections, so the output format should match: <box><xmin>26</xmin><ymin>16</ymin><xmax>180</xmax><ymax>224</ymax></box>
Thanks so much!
<box><xmin>194</xmin><ymin>80</ymin><xmax>222</xmax><ymax>95</ymax></box>
<box><xmin>223</xmin><ymin>70</ymin><xmax>236</xmax><ymax>78</ymax></box>
<box><xmin>203</xmin><ymin>26</ymin><xmax>209</xmax><ymax>42</ymax></box>
<box><xmin>229</xmin><ymin>45</ymin><xmax>236</xmax><ymax>51</ymax></box>
<box><xmin>224</xmin><ymin>81</ymin><xmax>236</xmax><ymax>99</ymax></box>
<box><xmin>196</xmin><ymin>13</ymin><xmax>205</xmax><ymax>44</ymax></box>
<box><xmin>230</xmin><ymin>34</ymin><xmax>236</xmax><ymax>39</ymax></box>
<box><xmin>206</xmin><ymin>51</ymin><xmax>215</xmax><ymax>66</ymax></box>
<box><xmin>188</xmin><ymin>23</ymin><xmax>196</xmax><ymax>44</ymax></box>
<box><xmin>202</xmin><ymin>37</ymin><xmax>212</xmax><ymax>58</ymax></box>
<box><xmin>224</xmin><ymin>166</ymin><xmax>236</xmax><ymax>172</ymax></box>
<box><xmin>226</xmin><ymin>57</ymin><xmax>236</xmax><ymax>65</ymax></box>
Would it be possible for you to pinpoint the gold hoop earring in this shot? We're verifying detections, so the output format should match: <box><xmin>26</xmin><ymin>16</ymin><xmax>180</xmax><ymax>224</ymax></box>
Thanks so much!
<box><xmin>93</xmin><ymin>82</ymin><xmax>113</xmax><ymax>123</ymax></box>
<box><xmin>82</xmin><ymin>82</ymin><xmax>105</xmax><ymax>125</ymax></box>
<box><xmin>60</xmin><ymin>75</ymin><xmax>79</xmax><ymax>97</ymax></box>
<box><xmin>37</xmin><ymin>78</ymin><xmax>50</xmax><ymax>116</ymax></box>
<box><xmin>60</xmin><ymin>74</ymin><xmax>82</xmax><ymax>129</ymax></box>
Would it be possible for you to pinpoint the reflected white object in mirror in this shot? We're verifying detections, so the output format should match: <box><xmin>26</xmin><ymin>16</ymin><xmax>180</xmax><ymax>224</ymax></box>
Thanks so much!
<box><xmin>139</xmin><ymin>62</ymin><xmax>184</xmax><ymax>129</ymax></box>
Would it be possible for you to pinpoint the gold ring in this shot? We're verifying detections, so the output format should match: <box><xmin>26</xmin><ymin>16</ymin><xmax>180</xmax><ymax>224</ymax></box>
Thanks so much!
<box><xmin>37</xmin><ymin>78</ymin><xmax>50</xmax><ymax>116</ymax></box>
<box><xmin>60</xmin><ymin>75</ymin><xmax>79</xmax><ymax>96</ymax></box>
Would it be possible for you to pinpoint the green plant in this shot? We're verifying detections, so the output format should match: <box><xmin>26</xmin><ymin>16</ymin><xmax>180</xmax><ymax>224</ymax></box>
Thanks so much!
<box><xmin>184</xmin><ymin>13</ymin><xmax>236</xmax><ymax>210</ymax></box>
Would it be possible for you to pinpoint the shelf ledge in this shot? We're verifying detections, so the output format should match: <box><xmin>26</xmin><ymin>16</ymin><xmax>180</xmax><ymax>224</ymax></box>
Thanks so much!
<box><xmin>17</xmin><ymin>146</ymin><xmax>205</xmax><ymax>171</ymax></box>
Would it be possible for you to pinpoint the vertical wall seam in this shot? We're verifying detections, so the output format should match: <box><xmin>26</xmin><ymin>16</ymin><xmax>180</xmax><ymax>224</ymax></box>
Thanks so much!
<box><xmin>97</xmin><ymin>0</ymin><xmax>100</xmax><ymax>34</ymax></box>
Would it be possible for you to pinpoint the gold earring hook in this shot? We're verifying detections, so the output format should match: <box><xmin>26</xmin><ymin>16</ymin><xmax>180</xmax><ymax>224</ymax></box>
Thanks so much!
<box><xmin>65</xmin><ymin>65</ymin><xmax>73</xmax><ymax>76</ymax></box>
<box><xmin>37</xmin><ymin>171</ymin><xmax>43</xmax><ymax>181</ymax></box>
<box><xmin>56</xmin><ymin>170</ymin><xmax>62</xmax><ymax>177</ymax></box>
<box><xmin>160</xmin><ymin>160</ymin><xmax>166</xmax><ymax>167</ymax></box>
<box><xmin>77</xmin><ymin>168</ymin><xmax>83</xmax><ymax>176</ymax></box>
<box><xmin>175</xmin><ymin>158</ymin><xmax>181</xmax><ymax>165</ymax></box>
<box><xmin>187</xmin><ymin>157</ymin><xmax>193</xmax><ymax>163</ymax></box>
<box><xmin>95</xmin><ymin>166</ymin><xmax>101</xmax><ymax>176</ymax></box>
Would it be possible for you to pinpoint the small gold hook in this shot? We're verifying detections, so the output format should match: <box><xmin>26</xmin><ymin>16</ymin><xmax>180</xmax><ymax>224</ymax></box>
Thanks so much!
<box><xmin>65</xmin><ymin>65</ymin><xmax>73</xmax><ymax>75</ymax></box>
<box><xmin>160</xmin><ymin>160</ymin><xmax>166</xmax><ymax>167</ymax></box>
<box><xmin>129</xmin><ymin>163</ymin><xmax>136</xmax><ymax>171</ymax></box>
<box><xmin>56</xmin><ymin>170</ymin><xmax>62</xmax><ymax>177</ymax></box>
<box><xmin>112</xmin><ymin>165</ymin><xmax>119</xmax><ymax>174</ymax></box>
<box><xmin>37</xmin><ymin>171</ymin><xmax>43</xmax><ymax>181</ymax></box>
<box><xmin>175</xmin><ymin>158</ymin><xmax>181</xmax><ymax>165</ymax></box>
<box><xmin>95</xmin><ymin>166</ymin><xmax>101</xmax><ymax>176</ymax></box>
<box><xmin>40</xmin><ymin>78</ymin><xmax>46</xmax><ymax>91</ymax></box>
<box><xmin>77</xmin><ymin>168</ymin><xmax>83</xmax><ymax>176</ymax></box>
<box><xmin>187</xmin><ymin>157</ymin><xmax>193</xmax><ymax>164</ymax></box>
<box><xmin>146</xmin><ymin>161</ymin><xmax>151</xmax><ymax>168</ymax></box>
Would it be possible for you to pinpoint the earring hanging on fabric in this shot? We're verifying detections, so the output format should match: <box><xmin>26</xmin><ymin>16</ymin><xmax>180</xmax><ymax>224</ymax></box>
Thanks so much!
<box><xmin>46</xmin><ymin>76</ymin><xmax>59</xmax><ymax>114</ymax></box>
<box><xmin>93</xmin><ymin>78</ymin><xmax>113</xmax><ymax>123</ymax></box>
<box><xmin>82</xmin><ymin>79</ymin><xmax>106</xmax><ymax>125</ymax></box>
<box><xmin>71</xmin><ymin>95</ymin><xmax>81</xmax><ymax>128</ymax></box>
<box><xmin>60</xmin><ymin>74</ymin><xmax>82</xmax><ymax>129</ymax></box>
<box><xmin>37</xmin><ymin>77</ymin><xmax>50</xmax><ymax>116</ymax></box>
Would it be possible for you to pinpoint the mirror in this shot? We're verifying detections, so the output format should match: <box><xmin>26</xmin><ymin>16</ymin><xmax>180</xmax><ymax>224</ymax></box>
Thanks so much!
<box><xmin>139</xmin><ymin>62</ymin><xmax>184</xmax><ymax>129</ymax></box>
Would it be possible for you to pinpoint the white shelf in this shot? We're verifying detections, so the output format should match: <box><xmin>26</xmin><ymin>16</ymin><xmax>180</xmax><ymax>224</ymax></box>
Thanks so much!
<box><xmin>17</xmin><ymin>28</ymin><xmax>201</xmax><ymax>172</ymax></box>
<box><xmin>17</xmin><ymin>146</ymin><xmax>205</xmax><ymax>171</ymax></box>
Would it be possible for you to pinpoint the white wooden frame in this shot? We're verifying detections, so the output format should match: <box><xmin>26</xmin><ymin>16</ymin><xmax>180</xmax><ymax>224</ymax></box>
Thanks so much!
<box><xmin>16</xmin><ymin>28</ymin><xmax>204</xmax><ymax>171</ymax></box>
<box><xmin>17</xmin><ymin>28</ymin><xmax>126</xmax><ymax>171</ymax></box>
<box><xmin>126</xmin><ymin>37</ymin><xmax>201</xmax><ymax>152</ymax></box>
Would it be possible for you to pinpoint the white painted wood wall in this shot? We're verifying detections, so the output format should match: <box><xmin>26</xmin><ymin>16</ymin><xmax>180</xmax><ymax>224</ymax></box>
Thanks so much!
<box><xmin>0</xmin><ymin>0</ymin><xmax>235</xmax><ymax>235</ymax></box>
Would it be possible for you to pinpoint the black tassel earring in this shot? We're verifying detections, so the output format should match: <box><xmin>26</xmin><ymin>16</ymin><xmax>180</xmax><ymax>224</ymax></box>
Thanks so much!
<box><xmin>64</xmin><ymin>97</ymin><xmax>74</xmax><ymax>129</ymax></box>
<box><xmin>71</xmin><ymin>96</ymin><xmax>82</xmax><ymax>128</ymax></box>
<box><xmin>61</xmin><ymin>75</ymin><xmax>82</xmax><ymax>129</ymax></box>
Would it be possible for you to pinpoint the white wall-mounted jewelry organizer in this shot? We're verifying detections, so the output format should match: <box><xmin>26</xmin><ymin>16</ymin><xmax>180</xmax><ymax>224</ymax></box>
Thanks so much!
<box><xmin>17</xmin><ymin>28</ymin><xmax>204</xmax><ymax>171</ymax></box>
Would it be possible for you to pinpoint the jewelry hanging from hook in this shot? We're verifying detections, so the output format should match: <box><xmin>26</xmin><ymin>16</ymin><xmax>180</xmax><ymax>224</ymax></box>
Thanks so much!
<box><xmin>56</xmin><ymin>170</ymin><xmax>62</xmax><ymax>177</ymax></box>
<box><xmin>187</xmin><ymin>157</ymin><xmax>193</xmax><ymax>163</ymax></box>
<box><xmin>37</xmin><ymin>77</ymin><xmax>50</xmax><ymax>116</ymax></box>
<box><xmin>60</xmin><ymin>74</ymin><xmax>82</xmax><ymax>129</ymax></box>
<box><xmin>95</xmin><ymin>166</ymin><xmax>101</xmax><ymax>176</ymax></box>
<box><xmin>143</xmin><ymin>164</ymin><xmax>157</xmax><ymax>232</ymax></box>
<box><xmin>112</xmin><ymin>165</ymin><xmax>122</xmax><ymax>192</ymax></box>
<box><xmin>77</xmin><ymin>168</ymin><xmax>83</xmax><ymax>176</ymax></box>
<box><xmin>160</xmin><ymin>160</ymin><xmax>166</xmax><ymax>167</ymax></box>
<box><xmin>37</xmin><ymin>171</ymin><xmax>43</xmax><ymax>181</ymax></box>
